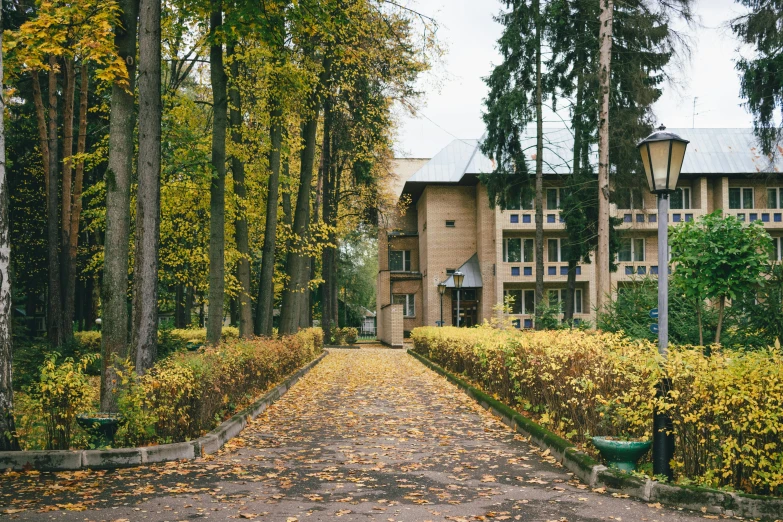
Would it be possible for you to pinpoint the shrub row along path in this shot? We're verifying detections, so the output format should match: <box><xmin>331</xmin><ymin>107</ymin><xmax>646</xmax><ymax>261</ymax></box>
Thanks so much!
<box><xmin>1</xmin><ymin>349</ymin><xmax>712</xmax><ymax>522</ymax></box>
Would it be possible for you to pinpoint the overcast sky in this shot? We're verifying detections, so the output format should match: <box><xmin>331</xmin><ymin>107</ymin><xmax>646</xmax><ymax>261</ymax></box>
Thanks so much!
<box><xmin>393</xmin><ymin>0</ymin><xmax>754</xmax><ymax>159</ymax></box>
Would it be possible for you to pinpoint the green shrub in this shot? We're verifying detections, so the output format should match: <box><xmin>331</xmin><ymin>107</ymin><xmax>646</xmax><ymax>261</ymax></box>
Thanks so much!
<box><xmin>343</xmin><ymin>327</ymin><xmax>358</xmax><ymax>344</ymax></box>
<box><xmin>411</xmin><ymin>326</ymin><xmax>783</xmax><ymax>496</ymax></box>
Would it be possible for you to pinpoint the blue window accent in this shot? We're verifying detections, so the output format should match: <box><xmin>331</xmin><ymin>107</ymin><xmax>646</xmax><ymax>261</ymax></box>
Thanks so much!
<box><xmin>576</xmin><ymin>266</ymin><xmax>581</xmax><ymax>275</ymax></box>
<box><xmin>750</xmin><ymin>213</ymin><xmax>758</xmax><ymax>222</ymax></box>
<box><xmin>762</xmin><ymin>213</ymin><xmax>770</xmax><ymax>223</ymax></box>
<box><xmin>512</xmin><ymin>319</ymin><xmax>521</xmax><ymax>329</ymax></box>
<box><xmin>523</xmin><ymin>267</ymin><xmax>532</xmax><ymax>276</ymax></box>
<box><xmin>625</xmin><ymin>266</ymin><xmax>633</xmax><ymax>275</ymax></box>
<box><xmin>624</xmin><ymin>214</ymin><xmax>632</xmax><ymax>223</ymax></box>
<box><xmin>672</xmin><ymin>213</ymin><xmax>681</xmax><ymax>222</ymax></box>
<box><xmin>547</xmin><ymin>214</ymin><xmax>556</xmax><ymax>223</ymax></box>
<box><xmin>523</xmin><ymin>214</ymin><xmax>532</xmax><ymax>223</ymax></box>
<box><xmin>775</xmin><ymin>213</ymin><xmax>782</xmax><ymax>223</ymax></box>
<box><xmin>560</xmin><ymin>266</ymin><xmax>569</xmax><ymax>275</ymax></box>
<box><xmin>511</xmin><ymin>267</ymin><xmax>520</xmax><ymax>276</ymax></box>
<box><xmin>637</xmin><ymin>266</ymin><xmax>647</xmax><ymax>275</ymax></box>
<box><xmin>510</xmin><ymin>214</ymin><xmax>519</xmax><ymax>223</ymax></box>
<box><xmin>559</xmin><ymin>215</ymin><xmax>565</xmax><ymax>223</ymax></box>
<box><xmin>685</xmin><ymin>214</ymin><xmax>693</xmax><ymax>222</ymax></box>
<box><xmin>636</xmin><ymin>214</ymin><xmax>645</xmax><ymax>223</ymax></box>
<box><xmin>573</xmin><ymin>319</ymin><xmax>582</xmax><ymax>326</ymax></box>
<box><xmin>524</xmin><ymin>319</ymin><xmax>533</xmax><ymax>328</ymax></box>
<box><xmin>651</xmin><ymin>266</ymin><xmax>659</xmax><ymax>275</ymax></box>
<box><xmin>548</xmin><ymin>266</ymin><xmax>556</xmax><ymax>276</ymax></box>
<box><xmin>649</xmin><ymin>214</ymin><xmax>657</xmax><ymax>223</ymax></box>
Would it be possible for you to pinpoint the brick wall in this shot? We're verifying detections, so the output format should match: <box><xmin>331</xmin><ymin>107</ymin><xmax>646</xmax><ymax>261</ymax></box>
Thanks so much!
<box><xmin>379</xmin><ymin>304</ymin><xmax>403</xmax><ymax>347</ymax></box>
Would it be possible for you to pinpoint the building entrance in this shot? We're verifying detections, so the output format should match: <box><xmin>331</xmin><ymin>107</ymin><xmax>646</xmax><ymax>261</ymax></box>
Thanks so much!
<box><xmin>451</xmin><ymin>288</ymin><xmax>478</xmax><ymax>327</ymax></box>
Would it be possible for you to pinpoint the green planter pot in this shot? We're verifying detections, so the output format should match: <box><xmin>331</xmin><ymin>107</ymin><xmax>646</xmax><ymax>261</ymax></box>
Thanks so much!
<box><xmin>592</xmin><ymin>436</ymin><xmax>652</xmax><ymax>472</ymax></box>
<box><xmin>76</xmin><ymin>413</ymin><xmax>122</xmax><ymax>448</ymax></box>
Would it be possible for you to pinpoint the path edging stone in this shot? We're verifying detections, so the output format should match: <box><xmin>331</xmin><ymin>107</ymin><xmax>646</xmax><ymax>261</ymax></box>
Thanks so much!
<box><xmin>0</xmin><ymin>351</ymin><xmax>327</xmax><ymax>471</ymax></box>
<box><xmin>408</xmin><ymin>349</ymin><xmax>783</xmax><ymax>520</ymax></box>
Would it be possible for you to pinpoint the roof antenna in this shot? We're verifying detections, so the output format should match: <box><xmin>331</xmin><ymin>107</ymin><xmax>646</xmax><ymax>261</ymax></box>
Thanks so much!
<box><xmin>692</xmin><ymin>97</ymin><xmax>697</xmax><ymax>128</ymax></box>
<box><xmin>658</xmin><ymin>124</ymin><xmax>667</xmax><ymax>131</ymax></box>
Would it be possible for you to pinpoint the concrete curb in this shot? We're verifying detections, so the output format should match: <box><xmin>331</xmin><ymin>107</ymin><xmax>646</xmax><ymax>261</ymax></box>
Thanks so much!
<box><xmin>0</xmin><ymin>351</ymin><xmax>327</xmax><ymax>472</ymax></box>
<box><xmin>408</xmin><ymin>349</ymin><xmax>783</xmax><ymax>520</ymax></box>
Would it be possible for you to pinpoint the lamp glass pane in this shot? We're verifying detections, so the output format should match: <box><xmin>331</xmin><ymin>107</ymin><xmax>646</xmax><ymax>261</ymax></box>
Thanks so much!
<box><xmin>639</xmin><ymin>143</ymin><xmax>654</xmax><ymax>192</ymax></box>
<box><xmin>648</xmin><ymin>140</ymin><xmax>672</xmax><ymax>191</ymax></box>
<box><xmin>667</xmin><ymin>141</ymin><xmax>687</xmax><ymax>191</ymax></box>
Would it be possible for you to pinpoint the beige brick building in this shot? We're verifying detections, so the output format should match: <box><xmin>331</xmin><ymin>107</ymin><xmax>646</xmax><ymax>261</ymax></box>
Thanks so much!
<box><xmin>377</xmin><ymin>128</ymin><xmax>783</xmax><ymax>341</ymax></box>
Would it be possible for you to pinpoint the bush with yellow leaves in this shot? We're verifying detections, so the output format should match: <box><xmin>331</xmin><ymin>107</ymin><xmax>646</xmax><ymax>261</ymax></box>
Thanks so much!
<box><xmin>411</xmin><ymin>326</ymin><xmax>783</xmax><ymax>496</ymax></box>
<box><xmin>116</xmin><ymin>328</ymin><xmax>323</xmax><ymax>446</ymax></box>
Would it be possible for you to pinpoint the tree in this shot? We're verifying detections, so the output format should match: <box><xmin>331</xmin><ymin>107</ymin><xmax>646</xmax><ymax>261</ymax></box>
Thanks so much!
<box><xmin>206</xmin><ymin>1</ymin><xmax>228</xmax><ymax>345</ymax></box>
<box><xmin>670</xmin><ymin>211</ymin><xmax>772</xmax><ymax>345</ymax></box>
<box><xmin>595</xmin><ymin>0</ymin><xmax>613</xmax><ymax>311</ymax></box>
<box><xmin>0</xmin><ymin>3</ymin><xmax>21</xmax><ymax>451</ymax></box>
<box><xmin>132</xmin><ymin>0</ymin><xmax>162</xmax><ymax>372</ymax></box>
<box><xmin>733</xmin><ymin>0</ymin><xmax>783</xmax><ymax>157</ymax></box>
<box><xmin>102</xmin><ymin>0</ymin><xmax>138</xmax><ymax>411</ymax></box>
<box><xmin>481</xmin><ymin>0</ymin><xmax>548</xmax><ymax>328</ymax></box>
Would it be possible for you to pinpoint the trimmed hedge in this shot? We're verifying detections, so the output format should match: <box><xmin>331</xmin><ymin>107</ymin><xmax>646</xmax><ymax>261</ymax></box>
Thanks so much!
<box><xmin>411</xmin><ymin>326</ymin><xmax>783</xmax><ymax>496</ymax></box>
<box><xmin>117</xmin><ymin>328</ymin><xmax>323</xmax><ymax>446</ymax></box>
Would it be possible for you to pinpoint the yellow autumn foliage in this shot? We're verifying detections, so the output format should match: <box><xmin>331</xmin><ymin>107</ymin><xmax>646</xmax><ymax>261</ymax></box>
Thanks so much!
<box><xmin>411</xmin><ymin>326</ymin><xmax>783</xmax><ymax>496</ymax></box>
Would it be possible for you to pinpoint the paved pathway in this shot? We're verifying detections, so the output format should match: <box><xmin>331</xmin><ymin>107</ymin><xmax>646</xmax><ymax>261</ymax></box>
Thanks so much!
<box><xmin>1</xmin><ymin>349</ymin><xmax>715</xmax><ymax>521</ymax></box>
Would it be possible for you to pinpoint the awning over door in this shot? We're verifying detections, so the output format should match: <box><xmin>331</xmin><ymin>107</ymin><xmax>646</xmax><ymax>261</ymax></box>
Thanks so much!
<box><xmin>442</xmin><ymin>253</ymin><xmax>483</xmax><ymax>288</ymax></box>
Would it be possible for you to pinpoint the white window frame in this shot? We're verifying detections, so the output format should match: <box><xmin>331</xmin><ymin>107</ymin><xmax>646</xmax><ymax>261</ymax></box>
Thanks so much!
<box><xmin>523</xmin><ymin>289</ymin><xmax>535</xmax><ymax>314</ymax></box>
<box><xmin>503</xmin><ymin>238</ymin><xmax>522</xmax><ymax>262</ymax></box>
<box><xmin>547</xmin><ymin>238</ymin><xmax>566</xmax><ymax>262</ymax></box>
<box><xmin>389</xmin><ymin>250</ymin><xmax>411</xmax><ymax>271</ymax></box>
<box><xmin>618</xmin><ymin>237</ymin><xmax>645</xmax><ymax>263</ymax></box>
<box><xmin>729</xmin><ymin>187</ymin><xmax>755</xmax><ymax>209</ymax></box>
<box><xmin>392</xmin><ymin>294</ymin><xmax>415</xmax><ymax>317</ymax></box>
<box><xmin>547</xmin><ymin>289</ymin><xmax>583</xmax><ymax>314</ymax></box>
<box><xmin>670</xmin><ymin>187</ymin><xmax>691</xmax><ymax>210</ymax></box>
<box><xmin>772</xmin><ymin>237</ymin><xmax>782</xmax><ymax>262</ymax></box>
<box><xmin>503</xmin><ymin>289</ymin><xmax>523</xmax><ymax>314</ymax></box>
<box><xmin>546</xmin><ymin>188</ymin><xmax>561</xmax><ymax>210</ymax></box>
<box><xmin>768</xmin><ymin>188</ymin><xmax>783</xmax><ymax>209</ymax></box>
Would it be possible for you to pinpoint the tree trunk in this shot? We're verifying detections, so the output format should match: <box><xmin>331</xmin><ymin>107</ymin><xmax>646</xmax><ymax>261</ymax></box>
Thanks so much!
<box><xmin>175</xmin><ymin>284</ymin><xmax>185</xmax><ymax>328</ymax></box>
<box><xmin>255</xmin><ymin>99</ymin><xmax>283</xmax><ymax>336</ymax></box>
<box><xmin>279</xmin><ymin>115</ymin><xmax>319</xmax><ymax>335</ymax></box>
<box><xmin>533</xmin><ymin>0</ymin><xmax>544</xmax><ymax>330</ymax></box>
<box><xmin>320</xmin><ymin>97</ymin><xmax>336</xmax><ymax>340</ymax></box>
<box><xmin>101</xmin><ymin>0</ymin><xmax>138</xmax><ymax>412</ymax></box>
<box><xmin>564</xmin><ymin>71</ymin><xmax>584</xmax><ymax>325</ymax></box>
<box><xmin>207</xmin><ymin>4</ymin><xmax>228</xmax><ymax>345</ymax></box>
<box><xmin>31</xmin><ymin>72</ymin><xmax>50</xmax><ymax>195</ymax></box>
<box><xmin>696</xmin><ymin>303</ymin><xmax>703</xmax><ymax>346</ymax></box>
<box><xmin>714</xmin><ymin>295</ymin><xmax>725</xmax><ymax>345</ymax></box>
<box><xmin>0</xmin><ymin>17</ymin><xmax>21</xmax><ymax>449</ymax></box>
<box><xmin>132</xmin><ymin>0</ymin><xmax>162</xmax><ymax>373</ymax></box>
<box><xmin>65</xmin><ymin>64</ymin><xmax>89</xmax><ymax>340</ymax></box>
<box><xmin>227</xmin><ymin>45</ymin><xmax>252</xmax><ymax>338</ymax></box>
<box><xmin>596</xmin><ymin>0</ymin><xmax>613</xmax><ymax>313</ymax></box>
<box><xmin>46</xmin><ymin>57</ymin><xmax>64</xmax><ymax>348</ymax></box>
<box><xmin>60</xmin><ymin>58</ymin><xmax>76</xmax><ymax>335</ymax></box>
<box><xmin>185</xmin><ymin>286</ymin><xmax>194</xmax><ymax>327</ymax></box>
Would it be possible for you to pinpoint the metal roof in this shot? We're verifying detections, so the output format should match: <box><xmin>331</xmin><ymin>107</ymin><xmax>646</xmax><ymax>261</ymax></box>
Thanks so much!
<box><xmin>403</xmin><ymin>128</ymin><xmax>782</xmax><ymax>188</ymax></box>
<box><xmin>442</xmin><ymin>253</ymin><xmax>483</xmax><ymax>289</ymax></box>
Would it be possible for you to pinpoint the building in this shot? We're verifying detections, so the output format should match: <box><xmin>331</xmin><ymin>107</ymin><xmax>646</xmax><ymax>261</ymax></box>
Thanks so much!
<box><xmin>376</xmin><ymin>128</ymin><xmax>783</xmax><ymax>346</ymax></box>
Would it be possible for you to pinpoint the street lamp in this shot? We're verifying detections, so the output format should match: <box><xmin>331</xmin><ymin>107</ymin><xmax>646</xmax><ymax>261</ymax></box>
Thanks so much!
<box><xmin>453</xmin><ymin>271</ymin><xmax>464</xmax><ymax>327</ymax></box>
<box><xmin>637</xmin><ymin>124</ymin><xmax>689</xmax><ymax>481</ymax></box>
<box><xmin>437</xmin><ymin>281</ymin><xmax>447</xmax><ymax>327</ymax></box>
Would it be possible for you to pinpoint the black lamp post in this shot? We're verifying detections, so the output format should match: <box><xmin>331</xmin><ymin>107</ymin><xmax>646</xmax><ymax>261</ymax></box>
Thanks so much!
<box><xmin>637</xmin><ymin>124</ymin><xmax>689</xmax><ymax>481</ymax></box>
<box><xmin>437</xmin><ymin>281</ymin><xmax>447</xmax><ymax>327</ymax></box>
<box><xmin>453</xmin><ymin>271</ymin><xmax>464</xmax><ymax>327</ymax></box>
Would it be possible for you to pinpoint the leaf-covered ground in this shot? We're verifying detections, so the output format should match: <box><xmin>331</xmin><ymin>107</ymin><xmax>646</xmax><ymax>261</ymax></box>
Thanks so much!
<box><xmin>1</xmin><ymin>349</ymin><xmax>722</xmax><ymax>521</ymax></box>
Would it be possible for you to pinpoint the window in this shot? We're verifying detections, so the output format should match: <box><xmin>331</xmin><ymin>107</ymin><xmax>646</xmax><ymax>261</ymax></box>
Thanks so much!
<box><xmin>503</xmin><ymin>289</ymin><xmax>523</xmax><ymax>314</ymax></box>
<box><xmin>616</xmin><ymin>188</ymin><xmax>644</xmax><ymax>210</ymax></box>
<box><xmin>548</xmin><ymin>289</ymin><xmax>583</xmax><ymax>314</ymax></box>
<box><xmin>618</xmin><ymin>238</ymin><xmax>645</xmax><ymax>262</ymax></box>
<box><xmin>772</xmin><ymin>237</ymin><xmax>782</xmax><ymax>262</ymax></box>
<box><xmin>389</xmin><ymin>250</ymin><xmax>411</xmax><ymax>271</ymax></box>
<box><xmin>445</xmin><ymin>220</ymin><xmax>456</xmax><ymax>227</ymax></box>
<box><xmin>729</xmin><ymin>187</ymin><xmax>754</xmax><ymax>209</ymax></box>
<box><xmin>446</xmin><ymin>269</ymin><xmax>455</xmax><ymax>276</ymax></box>
<box><xmin>547</xmin><ymin>238</ymin><xmax>568</xmax><ymax>262</ymax></box>
<box><xmin>523</xmin><ymin>238</ymin><xmax>534</xmax><ymax>262</ymax></box>
<box><xmin>768</xmin><ymin>188</ymin><xmax>783</xmax><ymax>209</ymax></box>
<box><xmin>524</xmin><ymin>290</ymin><xmax>535</xmax><ymax>314</ymax></box>
<box><xmin>546</xmin><ymin>188</ymin><xmax>561</xmax><ymax>210</ymax></box>
<box><xmin>521</xmin><ymin>194</ymin><xmax>534</xmax><ymax>210</ymax></box>
<box><xmin>392</xmin><ymin>294</ymin><xmax>415</xmax><ymax>317</ymax></box>
<box><xmin>504</xmin><ymin>238</ymin><xmax>521</xmax><ymax>262</ymax></box>
<box><xmin>670</xmin><ymin>187</ymin><xmax>691</xmax><ymax>210</ymax></box>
